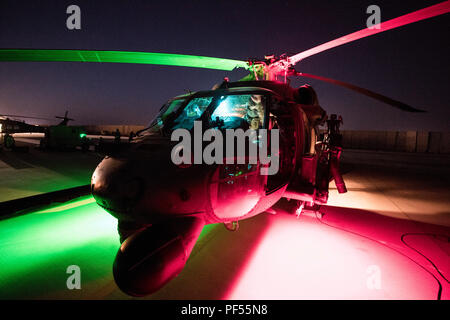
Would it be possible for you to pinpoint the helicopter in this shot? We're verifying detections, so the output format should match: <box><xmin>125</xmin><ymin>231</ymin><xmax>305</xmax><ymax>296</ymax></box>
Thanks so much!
<box><xmin>38</xmin><ymin>111</ymin><xmax>90</xmax><ymax>151</ymax></box>
<box><xmin>0</xmin><ymin>1</ymin><xmax>448</xmax><ymax>296</ymax></box>
<box><xmin>0</xmin><ymin>115</ymin><xmax>46</xmax><ymax>149</ymax></box>
<box><xmin>0</xmin><ymin>111</ymin><xmax>90</xmax><ymax>150</ymax></box>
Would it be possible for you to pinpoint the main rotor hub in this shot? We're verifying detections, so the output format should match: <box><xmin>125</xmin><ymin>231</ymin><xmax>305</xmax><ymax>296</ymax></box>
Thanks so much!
<box><xmin>247</xmin><ymin>55</ymin><xmax>296</xmax><ymax>83</ymax></box>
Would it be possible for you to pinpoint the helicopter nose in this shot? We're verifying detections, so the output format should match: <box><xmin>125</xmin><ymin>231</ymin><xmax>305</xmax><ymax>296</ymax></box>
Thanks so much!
<box><xmin>91</xmin><ymin>156</ymin><xmax>143</xmax><ymax>219</ymax></box>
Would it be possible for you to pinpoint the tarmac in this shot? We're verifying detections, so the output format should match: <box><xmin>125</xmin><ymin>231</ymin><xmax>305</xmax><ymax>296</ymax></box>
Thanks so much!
<box><xmin>0</xmin><ymin>140</ymin><xmax>449</xmax><ymax>299</ymax></box>
<box><xmin>0</xmin><ymin>134</ymin><xmax>101</xmax><ymax>202</ymax></box>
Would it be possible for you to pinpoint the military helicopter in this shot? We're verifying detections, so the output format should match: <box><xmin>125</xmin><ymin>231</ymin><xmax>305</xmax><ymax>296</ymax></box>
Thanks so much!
<box><xmin>38</xmin><ymin>111</ymin><xmax>90</xmax><ymax>151</ymax></box>
<box><xmin>1</xmin><ymin>1</ymin><xmax>448</xmax><ymax>296</ymax></box>
<box><xmin>0</xmin><ymin>111</ymin><xmax>90</xmax><ymax>150</ymax></box>
<box><xmin>0</xmin><ymin>115</ymin><xmax>47</xmax><ymax>149</ymax></box>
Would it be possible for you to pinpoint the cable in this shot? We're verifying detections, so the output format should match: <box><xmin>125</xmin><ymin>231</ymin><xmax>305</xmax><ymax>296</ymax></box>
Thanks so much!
<box><xmin>401</xmin><ymin>233</ymin><xmax>449</xmax><ymax>283</ymax></box>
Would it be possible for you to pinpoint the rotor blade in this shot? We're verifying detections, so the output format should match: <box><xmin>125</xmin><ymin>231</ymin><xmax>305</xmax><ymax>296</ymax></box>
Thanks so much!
<box><xmin>290</xmin><ymin>1</ymin><xmax>450</xmax><ymax>64</ymax></box>
<box><xmin>0</xmin><ymin>114</ymin><xmax>53</xmax><ymax>120</ymax></box>
<box><xmin>296</xmin><ymin>72</ymin><xmax>425</xmax><ymax>112</ymax></box>
<box><xmin>0</xmin><ymin>49</ymin><xmax>249</xmax><ymax>71</ymax></box>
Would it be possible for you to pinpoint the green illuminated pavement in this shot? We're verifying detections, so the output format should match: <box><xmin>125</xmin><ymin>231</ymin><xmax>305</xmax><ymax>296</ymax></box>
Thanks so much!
<box><xmin>0</xmin><ymin>196</ymin><xmax>220</xmax><ymax>299</ymax></box>
<box><xmin>0</xmin><ymin>196</ymin><xmax>119</xmax><ymax>299</ymax></box>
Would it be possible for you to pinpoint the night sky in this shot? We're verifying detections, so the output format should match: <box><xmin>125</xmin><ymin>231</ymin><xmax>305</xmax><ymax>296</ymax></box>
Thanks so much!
<box><xmin>0</xmin><ymin>0</ymin><xmax>449</xmax><ymax>130</ymax></box>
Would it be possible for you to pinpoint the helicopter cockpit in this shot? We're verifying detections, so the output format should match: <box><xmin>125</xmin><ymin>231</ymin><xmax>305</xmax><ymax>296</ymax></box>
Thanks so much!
<box><xmin>140</xmin><ymin>92</ymin><xmax>268</xmax><ymax>136</ymax></box>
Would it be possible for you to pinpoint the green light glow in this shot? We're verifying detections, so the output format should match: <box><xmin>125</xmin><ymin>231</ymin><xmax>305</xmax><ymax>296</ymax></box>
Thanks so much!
<box><xmin>79</xmin><ymin>133</ymin><xmax>87</xmax><ymax>138</ymax></box>
<box><xmin>0</xmin><ymin>196</ymin><xmax>118</xmax><ymax>295</ymax></box>
<box><xmin>35</xmin><ymin>197</ymin><xmax>96</xmax><ymax>214</ymax></box>
<box><xmin>0</xmin><ymin>49</ymin><xmax>248</xmax><ymax>71</ymax></box>
<box><xmin>0</xmin><ymin>196</ymin><xmax>217</xmax><ymax>298</ymax></box>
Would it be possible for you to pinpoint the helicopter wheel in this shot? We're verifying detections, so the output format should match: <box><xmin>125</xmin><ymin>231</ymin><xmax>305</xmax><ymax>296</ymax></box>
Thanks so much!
<box><xmin>224</xmin><ymin>221</ymin><xmax>239</xmax><ymax>231</ymax></box>
<box><xmin>293</xmin><ymin>200</ymin><xmax>322</xmax><ymax>218</ymax></box>
<box><xmin>4</xmin><ymin>134</ymin><xmax>15</xmax><ymax>149</ymax></box>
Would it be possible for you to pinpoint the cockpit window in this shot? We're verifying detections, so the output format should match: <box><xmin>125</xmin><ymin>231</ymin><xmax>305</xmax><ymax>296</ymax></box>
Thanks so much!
<box><xmin>140</xmin><ymin>93</ymin><xmax>267</xmax><ymax>136</ymax></box>
<box><xmin>209</xmin><ymin>94</ymin><xmax>265</xmax><ymax>130</ymax></box>
<box><xmin>171</xmin><ymin>97</ymin><xmax>213</xmax><ymax>130</ymax></box>
<box><xmin>161</xmin><ymin>99</ymin><xmax>185</xmax><ymax>121</ymax></box>
<box><xmin>138</xmin><ymin>98</ymin><xmax>186</xmax><ymax>136</ymax></box>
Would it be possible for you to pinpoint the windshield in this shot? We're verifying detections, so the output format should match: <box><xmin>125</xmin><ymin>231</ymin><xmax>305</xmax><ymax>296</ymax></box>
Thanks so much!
<box><xmin>141</xmin><ymin>93</ymin><xmax>267</xmax><ymax>136</ymax></box>
<box><xmin>210</xmin><ymin>94</ymin><xmax>265</xmax><ymax>130</ymax></box>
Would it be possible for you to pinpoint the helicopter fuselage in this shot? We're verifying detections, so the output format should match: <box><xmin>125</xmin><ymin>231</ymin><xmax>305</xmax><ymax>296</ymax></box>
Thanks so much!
<box><xmin>91</xmin><ymin>81</ymin><xmax>319</xmax><ymax>224</ymax></box>
<box><xmin>90</xmin><ymin>80</ymin><xmax>334</xmax><ymax>296</ymax></box>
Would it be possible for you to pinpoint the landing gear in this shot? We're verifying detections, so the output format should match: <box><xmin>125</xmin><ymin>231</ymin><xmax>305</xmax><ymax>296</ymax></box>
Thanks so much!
<box><xmin>4</xmin><ymin>133</ymin><xmax>15</xmax><ymax>149</ymax></box>
<box><xmin>295</xmin><ymin>201</ymin><xmax>305</xmax><ymax>218</ymax></box>
<box><xmin>224</xmin><ymin>221</ymin><xmax>239</xmax><ymax>231</ymax></box>
<box><xmin>293</xmin><ymin>200</ymin><xmax>322</xmax><ymax>219</ymax></box>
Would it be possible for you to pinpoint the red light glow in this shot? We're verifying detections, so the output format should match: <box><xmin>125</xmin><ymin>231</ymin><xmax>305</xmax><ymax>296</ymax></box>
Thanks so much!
<box><xmin>225</xmin><ymin>212</ymin><xmax>444</xmax><ymax>299</ymax></box>
<box><xmin>290</xmin><ymin>1</ymin><xmax>450</xmax><ymax>64</ymax></box>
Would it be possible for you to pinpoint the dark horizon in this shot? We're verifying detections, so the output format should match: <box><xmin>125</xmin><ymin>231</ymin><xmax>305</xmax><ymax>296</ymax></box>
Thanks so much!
<box><xmin>1</xmin><ymin>0</ymin><xmax>449</xmax><ymax>131</ymax></box>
